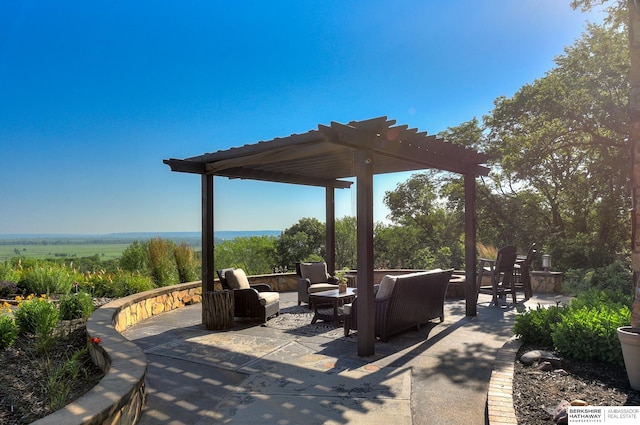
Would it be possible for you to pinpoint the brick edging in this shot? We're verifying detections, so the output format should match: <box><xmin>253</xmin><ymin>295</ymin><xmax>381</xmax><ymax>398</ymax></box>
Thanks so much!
<box><xmin>31</xmin><ymin>281</ymin><xmax>203</xmax><ymax>425</ymax></box>
<box><xmin>487</xmin><ymin>336</ymin><xmax>522</xmax><ymax>425</ymax></box>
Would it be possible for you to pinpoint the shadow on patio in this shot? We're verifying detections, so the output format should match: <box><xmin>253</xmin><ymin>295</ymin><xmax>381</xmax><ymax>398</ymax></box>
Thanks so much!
<box><xmin>122</xmin><ymin>292</ymin><xmax>563</xmax><ymax>424</ymax></box>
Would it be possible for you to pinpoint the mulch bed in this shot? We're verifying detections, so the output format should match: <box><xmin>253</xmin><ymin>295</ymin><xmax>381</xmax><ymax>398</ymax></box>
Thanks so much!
<box><xmin>513</xmin><ymin>343</ymin><xmax>640</xmax><ymax>424</ymax></box>
<box><xmin>0</xmin><ymin>321</ymin><xmax>105</xmax><ymax>424</ymax></box>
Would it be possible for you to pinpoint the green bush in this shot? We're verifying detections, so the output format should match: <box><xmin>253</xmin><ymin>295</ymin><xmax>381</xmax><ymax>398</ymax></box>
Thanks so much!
<box><xmin>94</xmin><ymin>270</ymin><xmax>154</xmax><ymax>298</ymax></box>
<box><xmin>59</xmin><ymin>292</ymin><xmax>94</xmax><ymax>320</ymax></box>
<box><xmin>552</xmin><ymin>302</ymin><xmax>630</xmax><ymax>365</ymax></box>
<box><xmin>0</xmin><ymin>261</ymin><xmax>21</xmax><ymax>285</ymax></box>
<box><xmin>174</xmin><ymin>242</ymin><xmax>199</xmax><ymax>283</ymax></box>
<box><xmin>0</xmin><ymin>315</ymin><xmax>17</xmax><ymax>349</ymax></box>
<box><xmin>119</xmin><ymin>240</ymin><xmax>148</xmax><ymax>273</ymax></box>
<box><xmin>514</xmin><ymin>290</ymin><xmax>631</xmax><ymax>365</ymax></box>
<box><xmin>14</xmin><ymin>295</ymin><xmax>60</xmax><ymax>336</ymax></box>
<box><xmin>147</xmin><ymin>238</ymin><xmax>178</xmax><ymax>286</ymax></box>
<box><xmin>14</xmin><ymin>295</ymin><xmax>60</xmax><ymax>353</ymax></box>
<box><xmin>513</xmin><ymin>304</ymin><xmax>564</xmax><ymax>346</ymax></box>
<box><xmin>563</xmin><ymin>261</ymin><xmax>633</xmax><ymax>297</ymax></box>
<box><xmin>22</xmin><ymin>264</ymin><xmax>75</xmax><ymax>295</ymax></box>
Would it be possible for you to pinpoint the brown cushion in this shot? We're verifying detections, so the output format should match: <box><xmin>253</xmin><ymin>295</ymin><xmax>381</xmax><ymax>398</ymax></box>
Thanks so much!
<box><xmin>300</xmin><ymin>262</ymin><xmax>328</xmax><ymax>284</ymax></box>
<box><xmin>375</xmin><ymin>275</ymin><xmax>397</xmax><ymax>300</ymax></box>
<box><xmin>226</xmin><ymin>269</ymin><xmax>250</xmax><ymax>290</ymax></box>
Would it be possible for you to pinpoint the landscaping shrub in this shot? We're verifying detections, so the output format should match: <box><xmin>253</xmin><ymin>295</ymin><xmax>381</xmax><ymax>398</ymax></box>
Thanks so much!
<box><xmin>174</xmin><ymin>242</ymin><xmax>199</xmax><ymax>283</ymax></box>
<box><xmin>119</xmin><ymin>240</ymin><xmax>148</xmax><ymax>273</ymax></box>
<box><xmin>0</xmin><ymin>261</ymin><xmax>21</xmax><ymax>286</ymax></box>
<box><xmin>0</xmin><ymin>314</ymin><xmax>17</xmax><ymax>349</ymax></box>
<box><xmin>147</xmin><ymin>238</ymin><xmax>178</xmax><ymax>286</ymax></box>
<box><xmin>513</xmin><ymin>304</ymin><xmax>564</xmax><ymax>346</ymax></box>
<box><xmin>562</xmin><ymin>260</ymin><xmax>633</xmax><ymax>297</ymax></box>
<box><xmin>95</xmin><ymin>270</ymin><xmax>154</xmax><ymax>298</ymax></box>
<box><xmin>14</xmin><ymin>295</ymin><xmax>60</xmax><ymax>353</ymax></box>
<box><xmin>513</xmin><ymin>289</ymin><xmax>631</xmax><ymax>365</ymax></box>
<box><xmin>22</xmin><ymin>264</ymin><xmax>75</xmax><ymax>295</ymax></box>
<box><xmin>59</xmin><ymin>292</ymin><xmax>94</xmax><ymax>320</ymax></box>
<box><xmin>552</xmin><ymin>300</ymin><xmax>630</xmax><ymax>365</ymax></box>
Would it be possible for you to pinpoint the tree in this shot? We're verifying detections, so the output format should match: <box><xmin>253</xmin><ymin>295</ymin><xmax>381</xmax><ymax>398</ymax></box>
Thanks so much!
<box><xmin>572</xmin><ymin>0</ymin><xmax>640</xmax><ymax>326</ymax></box>
<box><xmin>275</xmin><ymin>217</ymin><xmax>326</xmax><ymax>269</ymax></box>
<box><xmin>119</xmin><ymin>240</ymin><xmax>148</xmax><ymax>273</ymax></box>
<box><xmin>483</xmin><ymin>15</ymin><xmax>630</xmax><ymax>268</ymax></box>
<box><xmin>381</xmin><ymin>171</ymin><xmax>466</xmax><ymax>269</ymax></box>
<box><xmin>214</xmin><ymin>236</ymin><xmax>277</xmax><ymax>276</ymax></box>
<box><xmin>335</xmin><ymin>216</ymin><xmax>357</xmax><ymax>269</ymax></box>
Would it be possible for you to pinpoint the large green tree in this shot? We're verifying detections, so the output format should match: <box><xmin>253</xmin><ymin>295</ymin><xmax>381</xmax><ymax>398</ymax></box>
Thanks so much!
<box><xmin>483</xmin><ymin>14</ymin><xmax>629</xmax><ymax>268</ymax></box>
<box><xmin>275</xmin><ymin>217</ymin><xmax>326</xmax><ymax>270</ymax></box>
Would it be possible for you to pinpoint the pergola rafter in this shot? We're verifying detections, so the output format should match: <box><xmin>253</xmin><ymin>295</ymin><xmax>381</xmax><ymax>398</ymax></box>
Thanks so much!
<box><xmin>164</xmin><ymin>116</ymin><xmax>490</xmax><ymax>356</ymax></box>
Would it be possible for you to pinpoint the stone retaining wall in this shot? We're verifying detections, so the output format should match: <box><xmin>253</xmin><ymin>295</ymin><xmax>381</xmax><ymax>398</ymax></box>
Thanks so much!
<box><xmin>31</xmin><ymin>267</ymin><xmax>535</xmax><ymax>424</ymax></box>
<box><xmin>32</xmin><ymin>282</ymin><xmax>202</xmax><ymax>425</ymax></box>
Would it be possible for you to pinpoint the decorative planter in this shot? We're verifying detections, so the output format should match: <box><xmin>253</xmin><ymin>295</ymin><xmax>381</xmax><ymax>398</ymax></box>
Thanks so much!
<box><xmin>617</xmin><ymin>326</ymin><xmax>640</xmax><ymax>391</ymax></box>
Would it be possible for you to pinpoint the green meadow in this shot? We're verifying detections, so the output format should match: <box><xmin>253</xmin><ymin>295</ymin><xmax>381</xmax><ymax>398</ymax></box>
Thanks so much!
<box><xmin>0</xmin><ymin>242</ymin><xmax>129</xmax><ymax>261</ymax></box>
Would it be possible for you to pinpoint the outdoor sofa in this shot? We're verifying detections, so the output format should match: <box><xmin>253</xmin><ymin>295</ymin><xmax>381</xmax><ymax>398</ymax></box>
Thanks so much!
<box><xmin>343</xmin><ymin>268</ymin><xmax>454</xmax><ymax>341</ymax></box>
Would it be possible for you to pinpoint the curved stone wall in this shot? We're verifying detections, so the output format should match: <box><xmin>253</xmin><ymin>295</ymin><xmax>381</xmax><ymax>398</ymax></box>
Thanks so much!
<box><xmin>32</xmin><ymin>282</ymin><xmax>202</xmax><ymax>425</ymax></box>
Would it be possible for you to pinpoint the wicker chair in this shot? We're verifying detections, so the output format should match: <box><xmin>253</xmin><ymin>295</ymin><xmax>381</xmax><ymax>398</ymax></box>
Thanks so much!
<box><xmin>295</xmin><ymin>261</ymin><xmax>339</xmax><ymax>307</ymax></box>
<box><xmin>216</xmin><ymin>268</ymin><xmax>279</xmax><ymax>322</ymax></box>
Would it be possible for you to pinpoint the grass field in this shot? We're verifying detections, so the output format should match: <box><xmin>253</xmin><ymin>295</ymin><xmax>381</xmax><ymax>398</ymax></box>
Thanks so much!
<box><xmin>0</xmin><ymin>243</ymin><xmax>129</xmax><ymax>261</ymax></box>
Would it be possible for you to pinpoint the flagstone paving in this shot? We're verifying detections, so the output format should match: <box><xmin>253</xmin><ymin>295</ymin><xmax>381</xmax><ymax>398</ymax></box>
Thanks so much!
<box><xmin>123</xmin><ymin>291</ymin><xmax>569</xmax><ymax>424</ymax></box>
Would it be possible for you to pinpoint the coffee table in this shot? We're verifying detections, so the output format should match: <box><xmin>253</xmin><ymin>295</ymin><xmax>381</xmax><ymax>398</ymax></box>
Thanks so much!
<box><xmin>309</xmin><ymin>288</ymin><xmax>357</xmax><ymax>326</ymax></box>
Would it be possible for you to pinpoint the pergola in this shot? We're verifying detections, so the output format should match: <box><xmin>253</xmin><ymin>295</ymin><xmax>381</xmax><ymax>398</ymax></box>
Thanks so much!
<box><xmin>164</xmin><ymin>116</ymin><xmax>490</xmax><ymax>356</ymax></box>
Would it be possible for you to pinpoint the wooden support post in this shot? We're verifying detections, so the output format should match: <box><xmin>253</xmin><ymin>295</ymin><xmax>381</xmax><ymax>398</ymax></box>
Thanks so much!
<box><xmin>464</xmin><ymin>173</ymin><xmax>478</xmax><ymax>317</ymax></box>
<box><xmin>356</xmin><ymin>149</ymin><xmax>375</xmax><ymax>357</ymax></box>
<box><xmin>202</xmin><ymin>290</ymin><xmax>234</xmax><ymax>330</ymax></box>
<box><xmin>326</xmin><ymin>186</ymin><xmax>336</xmax><ymax>275</ymax></box>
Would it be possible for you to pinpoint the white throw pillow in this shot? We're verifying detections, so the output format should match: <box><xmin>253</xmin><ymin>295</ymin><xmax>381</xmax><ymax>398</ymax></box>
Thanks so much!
<box><xmin>375</xmin><ymin>275</ymin><xmax>397</xmax><ymax>300</ymax></box>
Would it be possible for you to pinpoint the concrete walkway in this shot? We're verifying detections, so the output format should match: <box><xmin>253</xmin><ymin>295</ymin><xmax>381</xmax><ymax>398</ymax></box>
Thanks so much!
<box><xmin>122</xmin><ymin>292</ymin><xmax>568</xmax><ymax>425</ymax></box>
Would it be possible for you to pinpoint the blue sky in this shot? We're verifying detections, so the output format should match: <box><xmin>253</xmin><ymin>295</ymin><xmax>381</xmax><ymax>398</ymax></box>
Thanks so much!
<box><xmin>0</xmin><ymin>1</ymin><xmax>605</xmax><ymax>235</ymax></box>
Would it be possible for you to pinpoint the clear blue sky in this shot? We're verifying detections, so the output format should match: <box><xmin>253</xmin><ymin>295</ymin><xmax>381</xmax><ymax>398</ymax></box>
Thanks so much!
<box><xmin>0</xmin><ymin>1</ymin><xmax>605</xmax><ymax>235</ymax></box>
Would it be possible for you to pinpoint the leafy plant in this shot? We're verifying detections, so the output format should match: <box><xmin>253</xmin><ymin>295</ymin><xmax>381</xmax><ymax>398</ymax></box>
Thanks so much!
<box><xmin>513</xmin><ymin>304</ymin><xmax>564</xmax><ymax>346</ymax></box>
<box><xmin>514</xmin><ymin>289</ymin><xmax>631</xmax><ymax>365</ymax></box>
<box><xmin>14</xmin><ymin>295</ymin><xmax>60</xmax><ymax>353</ymax></box>
<box><xmin>22</xmin><ymin>264</ymin><xmax>75</xmax><ymax>295</ymax></box>
<box><xmin>0</xmin><ymin>261</ymin><xmax>21</xmax><ymax>284</ymax></box>
<box><xmin>42</xmin><ymin>347</ymin><xmax>89</xmax><ymax>410</ymax></box>
<box><xmin>110</xmin><ymin>271</ymin><xmax>154</xmax><ymax>297</ymax></box>
<box><xmin>477</xmin><ymin>242</ymin><xmax>498</xmax><ymax>260</ymax></box>
<box><xmin>59</xmin><ymin>292</ymin><xmax>94</xmax><ymax>321</ymax></box>
<box><xmin>173</xmin><ymin>242</ymin><xmax>199</xmax><ymax>283</ymax></box>
<box><xmin>0</xmin><ymin>314</ymin><xmax>17</xmax><ymax>349</ymax></box>
<box><xmin>147</xmin><ymin>238</ymin><xmax>178</xmax><ymax>286</ymax></box>
<box><xmin>552</xmin><ymin>302</ymin><xmax>630</xmax><ymax>365</ymax></box>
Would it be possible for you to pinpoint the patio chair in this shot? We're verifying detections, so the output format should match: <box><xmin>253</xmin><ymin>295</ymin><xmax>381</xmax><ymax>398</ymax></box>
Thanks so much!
<box><xmin>295</xmin><ymin>261</ymin><xmax>339</xmax><ymax>307</ymax></box>
<box><xmin>514</xmin><ymin>243</ymin><xmax>536</xmax><ymax>299</ymax></box>
<box><xmin>216</xmin><ymin>268</ymin><xmax>280</xmax><ymax>322</ymax></box>
<box><xmin>477</xmin><ymin>245</ymin><xmax>518</xmax><ymax>307</ymax></box>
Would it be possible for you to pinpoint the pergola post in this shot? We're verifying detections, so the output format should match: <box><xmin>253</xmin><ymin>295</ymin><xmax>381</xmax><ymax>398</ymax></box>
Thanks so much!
<box><xmin>355</xmin><ymin>149</ymin><xmax>375</xmax><ymax>357</ymax></box>
<box><xmin>202</xmin><ymin>174</ymin><xmax>215</xmax><ymax>293</ymax></box>
<box><xmin>464</xmin><ymin>173</ymin><xmax>477</xmax><ymax>317</ymax></box>
<box><xmin>325</xmin><ymin>186</ymin><xmax>336</xmax><ymax>274</ymax></box>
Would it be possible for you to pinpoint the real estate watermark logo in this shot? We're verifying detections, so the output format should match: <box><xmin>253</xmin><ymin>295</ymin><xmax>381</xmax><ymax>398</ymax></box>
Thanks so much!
<box><xmin>569</xmin><ymin>406</ymin><xmax>639</xmax><ymax>424</ymax></box>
